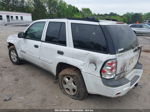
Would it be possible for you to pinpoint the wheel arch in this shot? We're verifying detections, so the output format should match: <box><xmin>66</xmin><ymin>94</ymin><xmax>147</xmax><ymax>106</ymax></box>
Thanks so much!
<box><xmin>56</xmin><ymin>62</ymin><xmax>82</xmax><ymax>79</ymax></box>
<box><xmin>7</xmin><ymin>42</ymin><xmax>15</xmax><ymax>48</ymax></box>
<box><xmin>56</xmin><ymin>62</ymin><xmax>88</xmax><ymax>95</ymax></box>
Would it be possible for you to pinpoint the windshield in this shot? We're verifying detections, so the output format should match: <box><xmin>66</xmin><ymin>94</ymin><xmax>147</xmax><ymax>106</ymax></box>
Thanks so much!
<box><xmin>102</xmin><ymin>25</ymin><xmax>139</xmax><ymax>53</ymax></box>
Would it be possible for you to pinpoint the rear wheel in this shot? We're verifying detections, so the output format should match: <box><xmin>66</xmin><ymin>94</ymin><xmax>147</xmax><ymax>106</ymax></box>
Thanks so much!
<box><xmin>58</xmin><ymin>68</ymin><xmax>88</xmax><ymax>100</ymax></box>
<box><xmin>9</xmin><ymin>46</ymin><xmax>22</xmax><ymax>65</ymax></box>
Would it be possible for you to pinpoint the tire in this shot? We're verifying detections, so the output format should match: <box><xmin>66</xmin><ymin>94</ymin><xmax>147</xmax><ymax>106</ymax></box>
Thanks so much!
<box><xmin>58</xmin><ymin>68</ymin><xmax>88</xmax><ymax>100</ymax></box>
<box><xmin>9</xmin><ymin>46</ymin><xmax>22</xmax><ymax>65</ymax></box>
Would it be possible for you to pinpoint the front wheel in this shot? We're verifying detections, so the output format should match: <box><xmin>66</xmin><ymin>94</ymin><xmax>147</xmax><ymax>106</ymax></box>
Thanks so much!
<box><xmin>58</xmin><ymin>68</ymin><xmax>88</xmax><ymax>100</ymax></box>
<box><xmin>9</xmin><ymin>46</ymin><xmax>22</xmax><ymax>65</ymax></box>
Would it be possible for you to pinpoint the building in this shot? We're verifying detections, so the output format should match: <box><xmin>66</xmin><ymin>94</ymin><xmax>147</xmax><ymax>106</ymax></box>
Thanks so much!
<box><xmin>0</xmin><ymin>11</ymin><xmax>32</xmax><ymax>25</ymax></box>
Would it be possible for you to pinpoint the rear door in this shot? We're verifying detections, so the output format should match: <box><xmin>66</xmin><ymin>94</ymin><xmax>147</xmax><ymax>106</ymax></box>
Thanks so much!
<box><xmin>39</xmin><ymin>21</ymin><xmax>67</xmax><ymax>73</ymax></box>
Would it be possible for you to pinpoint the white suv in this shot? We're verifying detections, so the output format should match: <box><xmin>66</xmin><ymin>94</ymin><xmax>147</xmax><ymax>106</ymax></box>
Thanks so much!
<box><xmin>7</xmin><ymin>19</ymin><xmax>143</xmax><ymax>100</ymax></box>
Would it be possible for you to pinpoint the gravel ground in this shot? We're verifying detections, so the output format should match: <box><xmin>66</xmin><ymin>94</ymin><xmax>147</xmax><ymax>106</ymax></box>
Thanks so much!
<box><xmin>0</xmin><ymin>26</ymin><xmax>150</xmax><ymax>109</ymax></box>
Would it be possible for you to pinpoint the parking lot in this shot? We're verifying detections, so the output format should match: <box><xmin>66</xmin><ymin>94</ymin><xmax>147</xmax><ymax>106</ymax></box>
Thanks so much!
<box><xmin>0</xmin><ymin>26</ymin><xmax>150</xmax><ymax>109</ymax></box>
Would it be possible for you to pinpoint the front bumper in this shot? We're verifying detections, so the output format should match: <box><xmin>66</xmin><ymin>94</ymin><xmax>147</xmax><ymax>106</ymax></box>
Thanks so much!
<box><xmin>82</xmin><ymin>63</ymin><xmax>143</xmax><ymax>97</ymax></box>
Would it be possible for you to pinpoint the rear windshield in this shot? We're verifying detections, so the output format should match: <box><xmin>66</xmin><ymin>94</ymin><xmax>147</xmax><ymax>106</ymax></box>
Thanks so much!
<box><xmin>102</xmin><ymin>25</ymin><xmax>138</xmax><ymax>53</ymax></box>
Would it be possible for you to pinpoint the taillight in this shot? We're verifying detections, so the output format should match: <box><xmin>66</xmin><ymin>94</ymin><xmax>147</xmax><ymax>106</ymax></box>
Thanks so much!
<box><xmin>100</xmin><ymin>59</ymin><xmax>117</xmax><ymax>79</ymax></box>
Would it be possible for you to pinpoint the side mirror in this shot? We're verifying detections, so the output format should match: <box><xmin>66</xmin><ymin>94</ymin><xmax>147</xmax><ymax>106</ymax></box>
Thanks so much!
<box><xmin>18</xmin><ymin>32</ymin><xmax>25</xmax><ymax>38</ymax></box>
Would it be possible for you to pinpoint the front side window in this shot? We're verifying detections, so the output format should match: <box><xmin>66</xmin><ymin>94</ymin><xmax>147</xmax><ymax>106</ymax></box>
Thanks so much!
<box><xmin>25</xmin><ymin>22</ymin><xmax>45</xmax><ymax>41</ymax></box>
<box><xmin>45</xmin><ymin>22</ymin><xmax>66</xmax><ymax>46</ymax></box>
<box><xmin>71</xmin><ymin>23</ymin><xmax>107</xmax><ymax>53</ymax></box>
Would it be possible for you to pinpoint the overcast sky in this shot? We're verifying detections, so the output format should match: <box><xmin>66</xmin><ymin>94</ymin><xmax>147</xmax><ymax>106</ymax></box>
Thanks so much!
<box><xmin>63</xmin><ymin>0</ymin><xmax>150</xmax><ymax>15</ymax></box>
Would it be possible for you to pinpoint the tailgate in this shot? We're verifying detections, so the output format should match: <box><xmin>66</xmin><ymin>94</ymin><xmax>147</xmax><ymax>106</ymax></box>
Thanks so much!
<box><xmin>116</xmin><ymin>47</ymin><xmax>141</xmax><ymax>75</ymax></box>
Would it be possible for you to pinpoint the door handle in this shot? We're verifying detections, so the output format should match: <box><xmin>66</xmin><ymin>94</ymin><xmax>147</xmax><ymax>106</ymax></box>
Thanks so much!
<box><xmin>34</xmin><ymin>45</ymin><xmax>39</xmax><ymax>48</ymax></box>
<box><xmin>57</xmin><ymin>50</ymin><xmax>64</xmax><ymax>55</ymax></box>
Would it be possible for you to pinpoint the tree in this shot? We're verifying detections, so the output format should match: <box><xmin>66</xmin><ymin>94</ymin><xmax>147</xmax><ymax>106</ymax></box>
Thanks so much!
<box><xmin>131</xmin><ymin>13</ymin><xmax>143</xmax><ymax>23</ymax></box>
<box><xmin>57</xmin><ymin>0</ymin><xmax>68</xmax><ymax>17</ymax></box>
<box><xmin>32</xmin><ymin>0</ymin><xmax>47</xmax><ymax>20</ymax></box>
<box><xmin>0</xmin><ymin>0</ymin><xmax>148</xmax><ymax>23</ymax></box>
<box><xmin>123</xmin><ymin>13</ymin><xmax>133</xmax><ymax>23</ymax></box>
<box><xmin>143</xmin><ymin>13</ymin><xmax>150</xmax><ymax>21</ymax></box>
<box><xmin>109</xmin><ymin>12</ymin><xmax>119</xmax><ymax>16</ymax></box>
<box><xmin>81</xmin><ymin>8</ymin><xmax>93</xmax><ymax>18</ymax></box>
<box><xmin>45</xmin><ymin>0</ymin><xmax>58</xmax><ymax>18</ymax></box>
<box><xmin>0</xmin><ymin>0</ymin><xmax>11</xmax><ymax>11</ymax></box>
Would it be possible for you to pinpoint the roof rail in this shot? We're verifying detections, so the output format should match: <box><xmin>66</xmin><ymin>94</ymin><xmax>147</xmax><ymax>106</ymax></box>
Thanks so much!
<box><xmin>105</xmin><ymin>18</ymin><xmax>117</xmax><ymax>21</ymax></box>
<box><xmin>49</xmin><ymin>17</ymin><xmax>99</xmax><ymax>22</ymax></box>
<box><xmin>67</xmin><ymin>17</ymin><xmax>99</xmax><ymax>22</ymax></box>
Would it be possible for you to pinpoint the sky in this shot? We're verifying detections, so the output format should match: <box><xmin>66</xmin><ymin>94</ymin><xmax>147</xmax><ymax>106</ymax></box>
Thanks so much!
<box><xmin>63</xmin><ymin>0</ymin><xmax>150</xmax><ymax>15</ymax></box>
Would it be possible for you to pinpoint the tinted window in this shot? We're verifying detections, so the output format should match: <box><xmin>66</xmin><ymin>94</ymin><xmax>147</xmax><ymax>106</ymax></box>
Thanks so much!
<box><xmin>130</xmin><ymin>24</ymin><xmax>143</xmax><ymax>28</ymax></box>
<box><xmin>102</xmin><ymin>25</ymin><xmax>138</xmax><ymax>53</ymax></box>
<box><xmin>0</xmin><ymin>15</ymin><xmax>2</xmax><ymax>20</ymax></box>
<box><xmin>45</xmin><ymin>22</ymin><xmax>66</xmax><ymax>46</ymax></box>
<box><xmin>25</xmin><ymin>22</ymin><xmax>45</xmax><ymax>41</ymax></box>
<box><xmin>137</xmin><ymin>25</ymin><xmax>143</xmax><ymax>28</ymax></box>
<box><xmin>71</xmin><ymin>23</ymin><xmax>107</xmax><ymax>53</ymax></box>
<box><xmin>130</xmin><ymin>25</ymin><xmax>137</xmax><ymax>28</ymax></box>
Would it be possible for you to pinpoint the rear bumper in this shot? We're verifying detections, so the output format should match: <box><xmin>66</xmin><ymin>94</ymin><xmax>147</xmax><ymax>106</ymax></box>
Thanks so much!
<box><xmin>101</xmin><ymin>62</ymin><xmax>143</xmax><ymax>88</ymax></box>
<box><xmin>82</xmin><ymin>64</ymin><xmax>143</xmax><ymax>97</ymax></box>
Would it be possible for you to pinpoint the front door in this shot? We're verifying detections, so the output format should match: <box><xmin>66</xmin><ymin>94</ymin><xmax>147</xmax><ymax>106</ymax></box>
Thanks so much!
<box><xmin>20</xmin><ymin>21</ymin><xmax>46</xmax><ymax>65</ymax></box>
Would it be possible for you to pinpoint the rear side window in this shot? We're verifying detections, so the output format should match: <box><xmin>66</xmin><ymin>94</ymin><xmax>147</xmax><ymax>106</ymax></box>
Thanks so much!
<box><xmin>71</xmin><ymin>23</ymin><xmax>107</xmax><ymax>53</ymax></box>
<box><xmin>45</xmin><ymin>22</ymin><xmax>66</xmax><ymax>46</ymax></box>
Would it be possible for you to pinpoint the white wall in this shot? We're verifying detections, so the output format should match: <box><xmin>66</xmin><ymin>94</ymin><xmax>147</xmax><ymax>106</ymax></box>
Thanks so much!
<box><xmin>0</xmin><ymin>11</ymin><xmax>32</xmax><ymax>25</ymax></box>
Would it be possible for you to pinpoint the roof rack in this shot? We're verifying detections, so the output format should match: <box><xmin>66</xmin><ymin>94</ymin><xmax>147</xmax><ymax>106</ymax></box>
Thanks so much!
<box><xmin>105</xmin><ymin>18</ymin><xmax>117</xmax><ymax>21</ymax></box>
<box><xmin>67</xmin><ymin>17</ymin><xmax>99</xmax><ymax>22</ymax></box>
<box><xmin>50</xmin><ymin>17</ymin><xmax>99</xmax><ymax>22</ymax></box>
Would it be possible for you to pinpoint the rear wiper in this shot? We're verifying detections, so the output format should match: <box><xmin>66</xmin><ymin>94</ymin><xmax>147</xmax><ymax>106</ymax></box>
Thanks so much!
<box><xmin>118</xmin><ymin>45</ymin><xmax>134</xmax><ymax>53</ymax></box>
<box><xmin>118</xmin><ymin>48</ymin><xmax>124</xmax><ymax>52</ymax></box>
